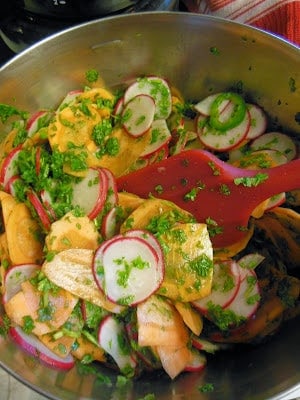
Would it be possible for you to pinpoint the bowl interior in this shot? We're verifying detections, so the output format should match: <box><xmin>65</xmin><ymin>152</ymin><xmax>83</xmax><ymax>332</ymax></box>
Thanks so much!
<box><xmin>0</xmin><ymin>12</ymin><xmax>299</xmax><ymax>400</ymax></box>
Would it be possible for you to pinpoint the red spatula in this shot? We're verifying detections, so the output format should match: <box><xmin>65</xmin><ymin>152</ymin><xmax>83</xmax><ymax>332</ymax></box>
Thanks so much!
<box><xmin>117</xmin><ymin>149</ymin><xmax>300</xmax><ymax>248</ymax></box>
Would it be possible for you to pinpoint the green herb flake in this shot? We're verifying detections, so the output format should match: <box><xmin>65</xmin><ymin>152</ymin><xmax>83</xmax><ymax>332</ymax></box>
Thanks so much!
<box><xmin>234</xmin><ymin>173</ymin><xmax>268</xmax><ymax>187</ymax></box>
<box><xmin>198</xmin><ymin>383</ymin><xmax>214</xmax><ymax>393</ymax></box>
<box><xmin>85</xmin><ymin>69</ymin><xmax>99</xmax><ymax>83</ymax></box>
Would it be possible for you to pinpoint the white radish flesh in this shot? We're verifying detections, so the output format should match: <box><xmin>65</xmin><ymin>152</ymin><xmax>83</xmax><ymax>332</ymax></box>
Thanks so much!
<box><xmin>123</xmin><ymin>76</ymin><xmax>172</xmax><ymax>120</ymax></box>
<box><xmin>141</xmin><ymin>119</ymin><xmax>171</xmax><ymax>158</ymax></box>
<box><xmin>184</xmin><ymin>349</ymin><xmax>207</xmax><ymax>372</ymax></box>
<box><xmin>194</xmin><ymin>93</ymin><xmax>228</xmax><ymax>116</ymax></box>
<box><xmin>193</xmin><ymin>260</ymin><xmax>241</xmax><ymax>313</ymax></box>
<box><xmin>10</xmin><ymin>326</ymin><xmax>75</xmax><ymax>370</ymax></box>
<box><xmin>71</xmin><ymin>167</ymin><xmax>108</xmax><ymax>219</ymax></box>
<box><xmin>122</xmin><ymin>94</ymin><xmax>155</xmax><ymax>137</ymax></box>
<box><xmin>3</xmin><ymin>263</ymin><xmax>40</xmax><ymax>303</ymax></box>
<box><xmin>0</xmin><ymin>145</ymin><xmax>22</xmax><ymax>187</ymax></box>
<box><xmin>250</xmin><ymin>132</ymin><xmax>297</xmax><ymax>161</ymax></box>
<box><xmin>197</xmin><ymin>110</ymin><xmax>250</xmax><ymax>151</ymax></box>
<box><xmin>93</xmin><ymin>235</ymin><xmax>163</xmax><ymax>306</ymax></box>
<box><xmin>98</xmin><ymin>315</ymin><xmax>137</xmax><ymax>374</ymax></box>
<box><xmin>26</xmin><ymin>110</ymin><xmax>53</xmax><ymax>137</ymax></box>
<box><xmin>246</xmin><ymin>104</ymin><xmax>267</xmax><ymax>139</ymax></box>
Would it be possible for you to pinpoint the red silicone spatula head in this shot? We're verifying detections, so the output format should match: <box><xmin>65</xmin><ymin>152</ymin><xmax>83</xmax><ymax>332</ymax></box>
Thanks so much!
<box><xmin>117</xmin><ymin>149</ymin><xmax>300</xmax><ymax>248</ymax></box>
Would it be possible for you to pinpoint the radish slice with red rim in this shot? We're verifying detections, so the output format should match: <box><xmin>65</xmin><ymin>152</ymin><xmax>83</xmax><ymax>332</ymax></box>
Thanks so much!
<box><xmin>57</xmin><ymin>89</ymin><xmax>83</xmax><ymax>111</ymax></box>
<box><xmin>191</xmin><ymin>336</ymin><xmax>223</xmax><ymax>353</ymax></box>
<box><xmin>113</xmin><ymin>96</ymin><xmax>124</xmax><ymax>116</ymax></box>
<box><xmin>5</xmin><ymin>175</ymin><xmax>23</xmax><ymax>196</ymax></box>
<box><xmin>3</xmin><ymin>263</ymin><xmax>40</xmax><ymax>303</ymax></box>
<box><xmin>246</xmin><ymin>104</ymin><xmax>267</xmax><ymax>140</ymax></box>
<box><xmin>141</xmin><ymin>119</ymin><xmax>171</xmax><ymax>158</ymax></box>
<box><xmin>123</xmin><ymin>76</ymin><xmax>172</xmax><ymax>120</ymax></box>
<box><xmin>0</xmin><ymin>145</ymin><xmax>22</xmax><ymax>188</ymax></box>
<box><xmin>265</xmin><ymin>192</ymin><xmax>286</xmax><ymax>210</ymax></box>
<box><xmin>27</xmin><ymin>189</ymin><xmax>52</xmax><ymax>231</ymax></box>
<box><xmin>237</xmin><ymin>253</ymin><xmax>265</xmax><ymax>271</ymax></box>
<box><xmin>26</xmin><ymin>110</ymin><xmax>53</xmax><ymax>137</ymax></box>
<box><xmin>194</xmin><ymin>93</ymin><xmax>228</xmax><ymax>116</ymax></box>
<box><xmin>98</xmin><ymin>315</ymin><xmax>137</xmax><ymax>375</ymax></box>
<box><xmin>184</xmin><ymin>349</ymin><xmax>206</xmax><ymax>372</ymax></box>
<box><xmin>71</xmin><ymin>167</ymin><xmax>108</xmax><ymax>219</ymax></box>
<box><xmin>9</xmin><ymin>326</ymin><xmax>75</xmax><ymax>370</ymax></box>
<box><xmin>93</xmin><ymin>234</ymin><xmax>164</xmax><ymax>306</ymax></box>
<box><xmin>197</xmin><ymin>110</ymin><xmax>250</xmax><ymax>151</ymax></box>
<box><xmin>193</xmin><ymin>260</ymin><xmax>241</xmax><ymax>313</ymax></box>
<box><xmin>224</xmin><ymin>264</ymin><xmax>261</xmax><ymax>322</ymax></box>
<box><xmin>101</xmin><ymin>168</ymin><xmax>118</xmax><ymax>208</ymax></box>
<box><xmin>122</xmin><ymin>94</ymin><xmax>155</xmax><ymax>137</ymax></box>
<box><xmin>250</xmin><ymin>132</ymin><xmax>297</xmax><ymax>161</ymax></box>
<box><xmin>101</xmin><ymin>206</ymin><xmax>118</xmax><ymax>240</ymax></box>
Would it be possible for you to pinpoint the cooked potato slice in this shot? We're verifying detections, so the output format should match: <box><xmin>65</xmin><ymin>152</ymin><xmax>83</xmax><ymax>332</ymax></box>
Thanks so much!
<box><xmin>42</xmin><ymin>248</ymin><xmax>123</xmax><ymax>314</ymax></box>
<box><xmin>6</xmin><ymin>202</ymin><xmax>44</xmax><ymax>264</ymax></box>
<box><xmin>45</xmin><ymin>211</ymin><xmax>100</xmax><ymax>253</ymax></box>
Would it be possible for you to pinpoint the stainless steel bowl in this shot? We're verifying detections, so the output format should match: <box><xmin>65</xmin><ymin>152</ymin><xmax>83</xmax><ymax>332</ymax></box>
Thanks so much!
<box><xmin>0</xmin><ymin>12</ymin><xmax>299</xmax><ymax>400</ymax></box>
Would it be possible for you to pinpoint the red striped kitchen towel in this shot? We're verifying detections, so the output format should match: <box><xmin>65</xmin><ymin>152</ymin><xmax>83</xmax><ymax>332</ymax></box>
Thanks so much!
<box><xmin>182</xmin><ymin>0</ymin><xmax>300</xmax><ymax>46</ymax></box>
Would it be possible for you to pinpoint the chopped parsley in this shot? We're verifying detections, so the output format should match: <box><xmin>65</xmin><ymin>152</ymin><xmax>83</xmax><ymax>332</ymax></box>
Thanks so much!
<box><xmin>234</xmin><ymin>173</ymin><xmax>268</xmax><ymax>187</ymax></box>
<box><xmin>85</xmin><ymin>69</ymin><xmax>99</xmax><ymax>83</ymax></box>
<box><xmin>0</xmin><ymin>103</ymin><xmax>29</xmax><ymax>123</ymax></box>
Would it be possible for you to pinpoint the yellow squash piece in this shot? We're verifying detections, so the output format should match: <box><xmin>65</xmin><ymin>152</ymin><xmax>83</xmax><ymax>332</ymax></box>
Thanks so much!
<box><xmin>159</xmin><ymin>223</ymin><xmax>213</xmax><ymax>302</ymax></box>
<box><xmin>71</xmin><ymin>336</ymin><xmax>105</xmax><ymax>362</ymax></box>
<box><xmin>174</xmin><ymin>301</ymin><xmax>203</xmax><ymax>336</ymax></box>
<box><xmin>6</xmin><ymin>202</ymin><xmax>44</xmax><ymax>264</ymax></box>
<box><xmin>45</xmin><ymin>211</ymin><xmax>100</xmax><ymax>253</ymax></box>
<box><xmin>42</xmin><ymin>248</ymin><xmax>124</xmax><ymax>314</ymax></box>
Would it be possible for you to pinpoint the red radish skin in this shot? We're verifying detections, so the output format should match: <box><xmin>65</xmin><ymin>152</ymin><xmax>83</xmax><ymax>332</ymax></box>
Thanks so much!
<box><xmin>193</xmin><ymin>261</ymin><xmax>241</xmax><ymax>314</ymax></box>
<box><xmin>184</xmin><ymin>349</ymin><xmax>207</xmax><ymax>372</ymax></box>
<box><xmin>0</xmin><ymin>145</ymin><xmax>22</xmax><ymax>188</ymax></box>
<box><xmin>27</xmin><ymin>189</ymin><xmax>52</xmax><ymax>231</ymax></box>
<box><xmin>2</xmin><ymin>263</ymin><xmax>40</xmax><ymax>303</ymax></box>
<box><xmin>194</xmin><ymin>93</ymin><xmax>229</xmax><ymax>116</ymax></box>
<box><xmin>101</xmin><ymin>168</ymin><xmax>118</xmax><ymax>208</ymax></box>
<box><xmin>101</xmin><ymin>207</ymin><xmax>118</xmax><ymax>240</ymax></box>
<box><xmin>93</xmin><ymin>235</ymin><xmax>163</xmax><ymax>306</ymax></box>
<box><xmin>10</xmin><ymin>326</ymin><xmax>75</xmax><ymax>370</ymax></box>
<box><xmin>246</xmin><ymin>104</ymin><xmax>267</xmax><ymax>140</ymax></box>
<box><xmin>71</xmin><ymin>167</ymin><xmax>108</xmax><ymax>219</ymax></box>
<box><xmin>123</xmin><ymin>76</ymin><xmax>172</xmax><ymax>120</ymax></box>
<box><xmin>122</xmin><ymin>94</ymin><xmax>156</xmax><ymax>137</ymax></box>
<box><xmin>98</xmin><ymin>315</ymin><xmax>137</xmax><ymax>374</ymax></box>
<box><xmin>40</xmin><ymin>189</ymin><xmax>57</xmax><ymax>221</ymax></box>
<box><xmin>113</xmin><ymin>97</ymin><xmax>124</xmax><ymax>116</ymax></box>
<box><xmin>5</xmin><ymin>175</ymin><xmax>22</xmax><ymax>196</ymax></box>
<box><xmin>141</xmin><ymin>119</ymin><xmax>172</xmax><ymax>158</ymax></box>
<box><xmin>250</xmin><ymin>132</ymin><xmax>297</xmax><ymax>161</ymax></box>
<box><xmin>26</xmin><ymin>110</ymin><xmax>53</xmax><ymax>137</ymax></box>
<box><xmin>197</xmin><ymin>110</ymin><xmax>250</xmax><ymax>152</ymax></box>
<box><xmin>224</xmin><ymin>265</ymin><xmax>261</xmax><ymax>321</ymax></box>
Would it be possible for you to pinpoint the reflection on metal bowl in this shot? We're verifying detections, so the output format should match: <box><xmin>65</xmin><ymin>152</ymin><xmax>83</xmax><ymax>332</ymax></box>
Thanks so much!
<box><xmin>0</xmin><ymin>12</ymin><xmax>299</xmax><ymax>400</ymax></box>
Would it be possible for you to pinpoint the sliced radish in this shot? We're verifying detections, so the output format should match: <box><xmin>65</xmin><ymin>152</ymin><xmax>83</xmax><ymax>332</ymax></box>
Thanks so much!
<box><xmin>101</xmin><ymin>206</ymin><xmax>118</xmax><ymax>240</ymax></box>
<box><xmin>191</xmin><ymin>336</ymin><xmax>222</xmax><ymax>354</ymax></box>
<box><xmin>237</xmin><ymin>253</ymin><xmax>265</xmax><ymax>271</ymax></box>
<box><xmin>250</xmin><ymin>132</ymin><xmax>297</xmax><ymax>161</ymax></box>
<box><xmin>265</xmin><ymin>192</ymin><xmax>286</xmax><ymax>210</ymax></box>
<box><xmin>2</xmin><ymin>263</ymin><xmax>40</xmax><ymax>303</ymax></box>
<box><xmin>193</xmin><ymin>260</ymin><xmax>241</xmax><ymax>313</ymax></box>
<box><xmin>194</xmin><ymin>93</ymin><xmax>228</xmax><ymax>117</ymax></box>
<box><xmin>122</xmin><ymin>94</ymin><xmax>155</xmax><ymax>137</ymax></box>
<box><xmin>27</xmin><ymin>189</ymin><xmax>52</xmax><ymax>231</ymax></box>
<box><xmin>26</xmin><ymin>110</ymin><xmax>53</xmax><ymax>137</ymax></box>
<box><xmin>124</xmin><ymin>229</ymin><xmax>164</xmax><ymax>274</ymax></box>
<box><xmin>40</xmin><ymin>188</ymin><xmax>57</xmax><ymax>221</ymax></box>
<box><xmin>10</xmin><ymin>326</ymin><xmax>75</xmax><ymax>370</ymax></box>
<box><xmin>224</xmin><ymin>264</ymin><xmax>260</xmax><ymax>321</ymax></box>
<box><xmin>57</xmin><ymin>89</ymin><xmax>83</xmax><ymax>111</ymax></box>
<box><xmin>246</xmin><ymin>104</ymin><xmax>267</xmax><ymax>140</ymax></box>
<box><xmin>0</xmin><ymin>145</ymin><xmax>22</xmax><ymax>188</ymax></box>
<box><xmin>98</xmin><ymin>315</ymin><xmax>137</xmax><ymax>374</ymax></box>
<box><xmin>141</xmin><ymin>119</ymin><xmax>171</xmax><ymax>158</ymax></box>
<box><xmin>5</xmin><ymin>175</ymin><xmax>22</xmax><ymax>196</ymax></box>
<box><xmin>197</xmin><ymin>110</ymin><xmax>250</xmax><ymax>151</ymax></box>
<box><xmin>123</xmin><ymin>76</ymin><xmax>172</xmax><ymax>120</ymax></box>
<box><xmin>93</xmin><ymin>234</ymin><xmax>164</xmax><ymax>306</ymax></box>
<box><xmin>184</xmin><ymin>349</ymin><xmax>206</xmax><ymax>372</ymax></box>
<box><xmin>101</xmin><ymin>168</ymin><xmax>118</xmax><ymax>208</ymax></box>
<box><xmin>113</xmin><ymin>96</ymin><xmax>124</xmax><ymax>116</ymax></box>
<box><xmin>71</xmin><ymin>167</ymin><xmax>108</xmax><ymax>219</ymax></box>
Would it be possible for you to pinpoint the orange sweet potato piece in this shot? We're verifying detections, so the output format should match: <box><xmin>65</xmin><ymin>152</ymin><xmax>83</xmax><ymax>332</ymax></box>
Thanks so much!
<box><xmin>71</xmin><ymin>336</ymin><xmax>105</xmax><ymax>362</ymax></box>
<box><xmin>6</xmin><ymin>202</ymin><xmax>44</xmax><ymax>264</ymax></box>
<box><xmin>156</xmin><ymin>344</ymin><xmax>193</xmax><ymax>379</ymax></box>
